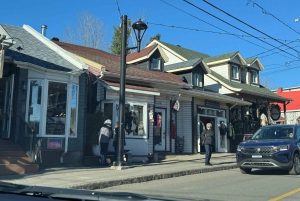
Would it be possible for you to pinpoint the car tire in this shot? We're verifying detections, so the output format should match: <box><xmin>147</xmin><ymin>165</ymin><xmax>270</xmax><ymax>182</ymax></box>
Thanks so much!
<box><xmin>289</xmin><ymin>153</ymin><xmax>300</xmax><ymax>175</ymax></box>
<box><xmin>240</xmin><ymin>168</ymin><xmax>251</xmax><ymax>174</ymax></box>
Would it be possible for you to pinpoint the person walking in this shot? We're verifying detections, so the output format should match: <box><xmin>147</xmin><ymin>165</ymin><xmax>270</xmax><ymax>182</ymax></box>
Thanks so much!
<box><xmin>200</xmin><ymin>123</ymin><xmax>215</xmax><ymax>166</ymax></box>
<box><xmin>99</xmin><ymin>119</ymin><xmax>113</xmax><ymax>166</ymax></box>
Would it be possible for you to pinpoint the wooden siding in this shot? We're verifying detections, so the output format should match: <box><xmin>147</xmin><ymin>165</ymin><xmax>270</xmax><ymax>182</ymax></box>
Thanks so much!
<box><xmin>210</xmin><ymin>64</ymin><xmax>229</xmax><ymax>79</ymax></box>
<box><xmin>97</xmin><ymin>82</ymin><xmax>105</xmax><ymax>101</ymax></box>
<box><xmin>161</xmin><ymin>46</ymin><xmax>184</xmax><ymax>65</ymax></box>
<box><xmin>176</xmin><ymin>100</ymin><xmax>192</xmax><ymax>153</ymax></box>
<box><xmin>204</xmin><ymin>75</ymin><xmax>233</xmax><ymax>94</ymax></box>
<box><xmin>231</xmin><ymin>57</ymin><xmax>242</xmax><ymax>65</ymax></box>
<box><xmin>241</xmin><ymin>68</ymin><xmax>247</xmax><ymax>83</ymax></box>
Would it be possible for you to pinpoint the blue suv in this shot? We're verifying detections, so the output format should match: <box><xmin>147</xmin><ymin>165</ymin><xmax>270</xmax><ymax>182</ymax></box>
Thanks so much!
<box><xmin>236</xmin><ymin>124</ymin><xmax>300</xmax><ymax>174</ymax></box>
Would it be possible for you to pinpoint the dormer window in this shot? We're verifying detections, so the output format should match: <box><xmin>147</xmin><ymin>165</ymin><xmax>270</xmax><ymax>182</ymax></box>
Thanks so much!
<box><xmin>193</xmin><ymin>73</ymin><xmax>203</xmax><ymax>87</ymax></box>
<box><xmin>231</xmin><ymin>65</ymin><xmax>239</xmax><ymax>80</ymax></box>
<box><xmin>151</xmin><ymin>58</ymin><xmax>161</xmax><ymax>70</ymax></box>
<box><xmin>251</xmin><ymin>70</ymin><xmax>258</xmax><ymax>84</ymax></box>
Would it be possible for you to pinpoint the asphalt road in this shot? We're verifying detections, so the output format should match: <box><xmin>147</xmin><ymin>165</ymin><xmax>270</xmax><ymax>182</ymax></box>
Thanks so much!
<box><xmin>99</xmin><ymin>168</ymin><xmax>300</xmax><ymax>201</ymax></box>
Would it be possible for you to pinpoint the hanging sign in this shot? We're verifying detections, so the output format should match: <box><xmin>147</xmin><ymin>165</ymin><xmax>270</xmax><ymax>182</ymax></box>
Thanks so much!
<box><xmin>173</xmin><ymin>100</ymin><xmax>180</xmax><ymax>111</ymax></box>
<box><xmin>270</xmin><ymin>104</ymin><xmax>281</xmax><ymax>121</ymax></box>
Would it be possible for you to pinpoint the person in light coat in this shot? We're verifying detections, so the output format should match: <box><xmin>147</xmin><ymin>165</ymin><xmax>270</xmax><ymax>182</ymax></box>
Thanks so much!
<box><xmin>99</xmin><ymin>119</ymin><xmax>113</xmax><ymax>165</ymax></box>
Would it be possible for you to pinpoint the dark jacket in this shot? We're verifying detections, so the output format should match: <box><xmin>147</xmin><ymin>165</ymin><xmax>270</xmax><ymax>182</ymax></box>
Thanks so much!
<box><xmin>201</xmin><ymin>129</ymin><xmax>215</xmax><ymax>145</ymax></box>
<box><xmin>113</xmin><ymin>127</ymin><xmax>126</xmax><ymax>147</ymax></box>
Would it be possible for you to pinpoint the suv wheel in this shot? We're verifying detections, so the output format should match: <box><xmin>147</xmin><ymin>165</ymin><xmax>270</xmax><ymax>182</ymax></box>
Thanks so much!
<box><xmin>240</xmin><ymin>168</ymin><xmax>251</xmax><ymax>174</ymax></box>
<box><xmin>289</xmin><ymin>153</ymin><xmax>300</xmax><ymax>175</ymax></box>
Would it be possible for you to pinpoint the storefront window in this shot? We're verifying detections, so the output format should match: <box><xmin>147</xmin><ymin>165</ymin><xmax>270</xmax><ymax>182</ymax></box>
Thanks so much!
<box><xmin>27</xmin><ymin>80</ymin><xmax>42</xmax><ymax>135</ymax></box>
<box><xmin>216</xmin><ymin>110</ymin><xmax>224</xmax><ymax>117</ymax></box>
<box><xmin>46</xmin><ymin>82</ymin><xmax>67</xmax><ymax>135</ymax></box>
<box><xmin>207</xmin><ymin>109</ymin><xmax>215</xmax><ymax>116</ymax></box>
<box><xmin>70</xmin><ymin>85</ymin><xmax>78</xmax><ymax>136</ymax></box>
<box><xmin>104</xmin><ymin>103</ymin><xmax>113</xmax><ymax>121</ymax></box>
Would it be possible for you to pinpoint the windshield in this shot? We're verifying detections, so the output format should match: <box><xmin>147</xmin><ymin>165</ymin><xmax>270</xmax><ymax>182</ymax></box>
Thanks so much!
<box><xmin>251</xmin><ymin>127</ymin><xmax>294</xmax><ymax>140</ymax></box>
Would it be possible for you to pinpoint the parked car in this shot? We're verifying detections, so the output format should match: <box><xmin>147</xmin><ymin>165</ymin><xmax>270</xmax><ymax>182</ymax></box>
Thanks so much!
<box><xmin>236</xmin><ymin>124</ymin><xmax>300</xmax><ymax>174</ymax></box>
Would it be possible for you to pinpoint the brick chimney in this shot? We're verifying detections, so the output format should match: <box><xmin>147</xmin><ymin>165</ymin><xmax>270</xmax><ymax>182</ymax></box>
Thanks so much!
<box><xmin>278</xmin><ymin>87</ymin><xmax>283</xmax><ymax>92</ymax></box>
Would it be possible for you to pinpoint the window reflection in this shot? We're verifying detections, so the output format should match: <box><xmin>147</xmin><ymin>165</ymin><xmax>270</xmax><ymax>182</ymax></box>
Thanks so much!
<box><xmin>28</xmin><ymin>80</ymin><xmax>42</xmax><ymax>134</ymax></box>
<box><xmin>70</xmin><ymin>85</ymin><xmax>78</xmax><ymax>136</ymax></box>
<box><xmin>46</xmin><ymin>82</ymin><xmax>67</xmax><ymax>135</ymax></box>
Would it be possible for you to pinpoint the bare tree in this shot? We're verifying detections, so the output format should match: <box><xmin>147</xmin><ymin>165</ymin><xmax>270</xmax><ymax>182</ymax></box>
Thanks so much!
<box><xmin>260</xmin><ymin>77</ymin><xmax>275</xmax><ymax>90</ymax></box>
<box><xmin>64</xmin><ymin>11</ymin><xmax>108</xmax><ymax>50</ymax></box>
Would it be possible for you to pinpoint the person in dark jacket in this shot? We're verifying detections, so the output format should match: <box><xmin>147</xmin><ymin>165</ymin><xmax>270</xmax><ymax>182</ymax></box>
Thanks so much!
<box><xmin>113</xmin><ymin>121</ymin><xmax>126</xmax><ymax>162</ymax></box>
<box><xmin>99</xmin><ymin>119</ymin><xmax>113</xmax><ymax>165</ymax></box>
<box><xmin>200</xmin><ymin>123</ymin><xmax>215</xmax><ymax>166</ymax></box>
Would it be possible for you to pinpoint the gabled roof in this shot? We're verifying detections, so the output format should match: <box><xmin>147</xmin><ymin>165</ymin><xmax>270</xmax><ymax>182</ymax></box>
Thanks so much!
<box><xmin>126</xmin><ymin>44</ymin><xmax>169</xmax><ymax>64</ymax></box>
<box><xmin>54</xmin><ymin>40</ymin><xmax>189</xmax><ymax>86</ymax></box>
<box><xmin>207</xmin><ymin>71</ymin><xmax>291</xmax><ymax>102</ymax></box>
<box><xmin>164</xmin><ymin>58</ymin><xmax>211</xmax><ymax>73</ymax></box>
<box><xmin>245</xmin><ymin>57</ymin><xmax>264</xmax><ymax>70</ymax></box>
<box><xmin>147</xmin><ymin>40</ymin><xmax>210</xmax><ymax>61</ymax></box>
<box><xmin>1</xmin><ymin>24</ymin><xmax>86</xmax><ymax>72</ymax></box>
<box><xmin>203</xmin><ymin>51</ymin><xmax>246</xmax><ymax>65</ymax></box>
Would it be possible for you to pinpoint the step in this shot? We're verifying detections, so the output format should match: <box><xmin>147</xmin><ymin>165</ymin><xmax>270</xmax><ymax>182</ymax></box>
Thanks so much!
<box><xmin>0</xmin><ymin>139</ymin><xmax>12</xmax><ymax>145</ymax></box>
<box><xmin>0</xmin><ymin>145</ymin><xmax>23</xmax><ymax>151</ymax></box>
<box><xmin>0</xmin><ymin>151</ymin><xmax>28</xmax><ymax>157</ymax></box>
<box><xmin>0</xmin><ymin>157</ymin><xmax>33</xmax><ymax>165</ymax></box>
<box><xmin>0</xmin><ymin>164</ymin><xmax>39</xmax><ymax>175</ymax></box>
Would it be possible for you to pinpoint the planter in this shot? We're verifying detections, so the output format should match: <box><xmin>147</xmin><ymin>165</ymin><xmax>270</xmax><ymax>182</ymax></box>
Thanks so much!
<box><xmin>92</xmin><ymin>144</ymin><xmax>101</xmax><ymax>156</ymax></box>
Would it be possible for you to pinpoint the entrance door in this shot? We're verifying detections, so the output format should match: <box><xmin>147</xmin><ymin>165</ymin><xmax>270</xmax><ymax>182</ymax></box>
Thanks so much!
<box><xmin>154</xmin><ymin>108</ymin><xmax>166</xmax><ymax>151</ymax></box>
<box><xmin>1</xmin><ymin>74</ymin><xmax>14</xmax><ymax>139</ymax></box>
<box><xmin>217</xmin><ymin>117</ymin><xmax>227</xmax><ymax>152</ymax></box>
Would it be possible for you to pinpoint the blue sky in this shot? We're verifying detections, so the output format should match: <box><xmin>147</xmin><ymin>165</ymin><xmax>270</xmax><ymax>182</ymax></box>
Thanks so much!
<box><xmin>3</xmin><ymin>0</ymin><xmax>300</xmax><ymax>89</ymax></box>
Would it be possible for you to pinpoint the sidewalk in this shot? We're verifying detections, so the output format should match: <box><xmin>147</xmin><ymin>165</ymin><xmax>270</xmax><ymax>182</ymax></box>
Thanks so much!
<box><xmin>0</xmin><ymin>153</ymin><xmax>237</xmax><ymax>190</ymax></box>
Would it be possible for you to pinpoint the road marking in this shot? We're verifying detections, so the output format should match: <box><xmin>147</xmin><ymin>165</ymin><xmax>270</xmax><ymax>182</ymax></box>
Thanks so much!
<box><xmin>268</xmin><ymin>187</ymin><xmax>300</xmax><ymax>201</ymax></box>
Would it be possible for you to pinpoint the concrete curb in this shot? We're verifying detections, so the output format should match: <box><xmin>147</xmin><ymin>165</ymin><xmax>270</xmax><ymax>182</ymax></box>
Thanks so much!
<box><xmin>70</xmin><ymin>164</ymin><xmax>238</xmax><ymax>190</ymax></box>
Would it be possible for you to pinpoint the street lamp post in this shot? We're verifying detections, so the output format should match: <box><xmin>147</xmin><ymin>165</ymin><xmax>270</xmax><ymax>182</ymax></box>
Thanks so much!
<box><xmin>113</xmin><ymin>15</ymin><xmax>147</xmax><ymax>169</ymax></box>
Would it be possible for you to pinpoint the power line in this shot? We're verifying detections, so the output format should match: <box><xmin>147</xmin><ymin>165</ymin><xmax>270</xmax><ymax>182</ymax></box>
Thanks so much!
<box><xmin>182</xmin><ymin>0</ymin><xmax>299</xmax><ymax>59</ymax></box>
<box><xmin>114</xmin><ymin>0</ymin><xmax>122</xmax><ymax>17</ymax></box>
<box><xmin>146</xmin><ymin>21</ymin><xmax>295</xmax><ymax>42</ymax></box>
<box><xmin>202</xmin><ymin>0</ymin><xmax>300</xmax><ymax>57</ymax></box>
<box><xmin>159</xmin><ymin>0</ymin><xmax>271</xmax><ymax>53</ymax></box>
<box><xmin>246</xmin><ymin>0</ymin><xmax>300</xmax><ymax>35</ymax></box>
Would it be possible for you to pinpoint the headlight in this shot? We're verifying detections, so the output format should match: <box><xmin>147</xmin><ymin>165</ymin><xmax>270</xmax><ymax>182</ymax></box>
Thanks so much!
<box><xmin>237</xmin><ymin>145</ymin><xmax>244</xmax><ymax>152</ymax></box>
<box><xmin>273</xmin><ymin>145</ymin><xmax>290</xmax><ymax>152</ymax></box>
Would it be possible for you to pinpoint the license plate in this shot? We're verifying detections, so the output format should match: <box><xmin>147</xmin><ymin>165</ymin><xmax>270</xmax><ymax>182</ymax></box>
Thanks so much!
<box><xmin>252</xmin><ymin>155</ymin><xmax>262</xmax><ymax>158</ymax></box>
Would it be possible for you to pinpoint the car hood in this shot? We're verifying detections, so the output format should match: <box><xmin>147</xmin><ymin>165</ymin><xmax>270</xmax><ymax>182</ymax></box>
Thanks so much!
<box><xmin>239</xmin><ymin>139</ymin><xmax>293</xmax><ymax>147</ymax></box>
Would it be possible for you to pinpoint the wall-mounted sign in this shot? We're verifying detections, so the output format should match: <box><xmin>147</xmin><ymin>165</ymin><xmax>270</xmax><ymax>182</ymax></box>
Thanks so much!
<box><xmin>205</xmin><ymin>100</ymin><xmax>220</xmax><ymax>108</ymax></box>
<box><xmin>47</xmin><ymin>138</ymin><xmax>62</xmax><ymax>149</ymax></box>
<box><xmin>173</xmin><ymin>100</ymin><xmax>180</xmax><ymax>111</ymax></box>
<box><xmin>270</xmin><ymin>104</ymin><xmax>281</xmax><ymax>121</ymax></box>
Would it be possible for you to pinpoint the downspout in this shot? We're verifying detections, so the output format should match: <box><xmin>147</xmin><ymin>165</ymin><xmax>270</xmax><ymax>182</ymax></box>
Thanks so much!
<box><xmin>60</xmin><ymin>74</ymin><xmax>74</xmax><ymax>163</ymax></box>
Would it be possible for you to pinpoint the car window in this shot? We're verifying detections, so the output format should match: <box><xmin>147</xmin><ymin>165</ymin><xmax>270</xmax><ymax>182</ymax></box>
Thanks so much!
<box><xmin>296</xmin><ymin>127</ymin><xmax>300</xmax><ymax>140</ymax></box>
<box><xmin>251</xmin><ymin>127</ymin><xmax>294</xmax><ymax>140</ymax></box>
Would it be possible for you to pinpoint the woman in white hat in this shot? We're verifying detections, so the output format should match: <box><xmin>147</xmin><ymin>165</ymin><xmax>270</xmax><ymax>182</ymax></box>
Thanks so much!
<box><xmin>99</xmin><ymin>119</ymin><xmax>113</xmax><ymax>165</ymax></box>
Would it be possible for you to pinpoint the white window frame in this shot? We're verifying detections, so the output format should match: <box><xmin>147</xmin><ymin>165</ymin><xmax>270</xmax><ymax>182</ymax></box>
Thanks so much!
<box><xmin>25</xmin><ymin>79</ymin><xmax>79</xmax><ymax>138</ymax></box>
<box><xmin>101</xmin><ymin>100</ymin><xmax>148</xmax><ymax>139</ymax></box>
<box><xmin>193</xmin><ymin>73</ymin><xmax>203</xmax><ymax>87</ymax></box>
<box><xmin>251</xmin><ymin>71</ymin><xmax>258</xmax><ymax>84</ymax></box>
<box><xmin>151</xmin><ymin>58</ymin><xmax>161</xmax><ymax>70</ymax></box>
<box><xmin>231</xmin><ymin>65</ymin><xmax>239</xmax><ymax>80</ymax></box>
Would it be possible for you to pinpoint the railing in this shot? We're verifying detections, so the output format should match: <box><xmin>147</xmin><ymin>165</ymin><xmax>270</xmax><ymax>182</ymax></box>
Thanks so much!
<box><xmin>18</xmin><ymin>116</ymin><xmax>36</xmax><ymax>162</ymax></box>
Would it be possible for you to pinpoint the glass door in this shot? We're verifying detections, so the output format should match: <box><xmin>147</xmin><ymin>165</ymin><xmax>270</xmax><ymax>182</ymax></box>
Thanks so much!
<box><xmin>217</xmin><ymin>117</ymin><xmax>228</xmax><ymax>152</ymax></box>
<box><xmin>1</xmin><ymin>74</ymin><xmax>14</xmax><ymax>138</ymax></box>
<box><xmin>154</xmin><ymin>108</ymin><xmax>166</xmax><ymax>151</ymax></box>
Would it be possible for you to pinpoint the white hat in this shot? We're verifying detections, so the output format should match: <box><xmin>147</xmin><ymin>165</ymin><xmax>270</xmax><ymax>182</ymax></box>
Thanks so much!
<box><xmin>104</xmin><ymin>119</ymin><xmax>111</xmax><ymax>125</ymax></box>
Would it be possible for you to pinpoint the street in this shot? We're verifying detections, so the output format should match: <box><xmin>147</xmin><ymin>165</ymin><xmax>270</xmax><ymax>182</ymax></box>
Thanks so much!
<box><xmin>99</xmin><ymin>168</ymin><xmax>300</xmax><ymax>201</ymax></box>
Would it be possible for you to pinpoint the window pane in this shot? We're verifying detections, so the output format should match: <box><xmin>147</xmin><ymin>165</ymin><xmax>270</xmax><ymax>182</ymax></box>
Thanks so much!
<box><xmin>152</xmin><ymin>59</ymin><xmax>160</xmax><ymax>70</ymax></box>
<box><xmin>232</xmin><ymin>66</ymin><xmax>238</xmax><ymax>79</ymax></box>
<box><xmin>251</xmin><ymin>72</ymin><xmax>257</xmax><ymax>83</ymax></box>
<box><xmin>70</xmin><ymin>85</ymin><xmax>78</xmax><ymax>136</ymax></box>
<box><xmin>27</xmin><ymin>80</ymin><xmax>42</xmax><ymax>135</ymax></box>
<box><xmin>46</xmin><ymin>82</ymin><xmax>67</xmax><ymax>135</ymax></box>
<box><xmin>133</xmin><ymin>105</ymin><xmax>144</xmax><ymax>136</ymax></box>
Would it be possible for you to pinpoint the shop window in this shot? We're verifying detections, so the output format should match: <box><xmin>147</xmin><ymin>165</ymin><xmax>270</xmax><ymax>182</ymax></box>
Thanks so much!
<box><xmin>197</xmin><ymin>107</ymin><xmax>205</xmax><ymax>115</ymax></box>
<box><xmin>207</xmin><ymin>109</ymin><xmax>215</xmax><ymax>116</ymax></box>
<box><xmin>193</xmin><ymin>73</ymin><xmax>203</xmax><ymax>87</ymax></box>
<box><xmin>217</xmin><ymin>110</ymin><xmax>224</xmax><ymax>117</ymax></box>
<box><xmin>70</xmin><ymin>85</ymin><xmax>78</xmax><ymax>136</ymax></box>
<box><xmin>125</xmin><ymin>104</ymin><xmax>146</xmax><ymax>136</ymax></box>
<box><xmin>231</xmin><ymin>65</ymin><xmax>239</xmax><ymax>80</ymax></box>
<box><xmin>45</xmin><ymin>82</ymin><xmax>67</xmax><ymax>135</ymax></box>
<box><xmin>27</xmin><ymin>80</ymin><xmax>43</xmax><ymax>135</ymax></box>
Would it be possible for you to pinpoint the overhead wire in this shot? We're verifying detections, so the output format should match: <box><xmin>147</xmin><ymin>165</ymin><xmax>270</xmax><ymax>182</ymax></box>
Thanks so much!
<box><xmin>201</xmin><ymin>0</ymin><xmax>300</xmax><ymax>57</ymax></box>
<box><xmin>114</xmin><ymin>0</ymin><xmax>122</xmax><ymax>17</ymax></box>
<box><xmin>159</xmin><ymin>0</ymin><xmax>270</xmax><ymax>52</ymax></box>
<box><xmin>246</xmin><ymin>0</ymin><xmax>300</xmax><ymax>35</ymax></box>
